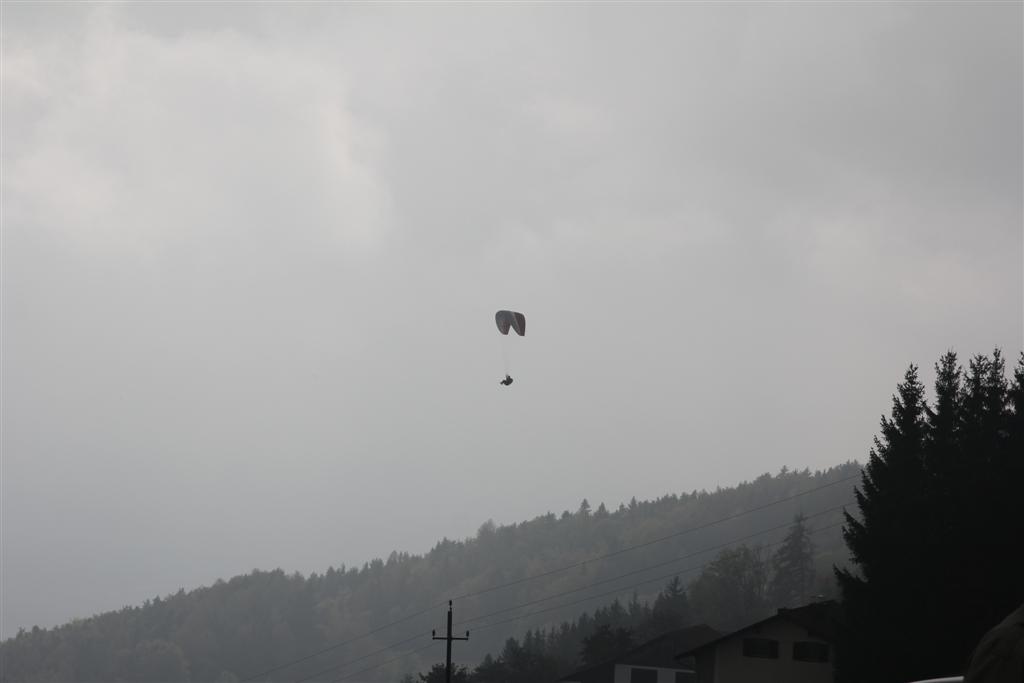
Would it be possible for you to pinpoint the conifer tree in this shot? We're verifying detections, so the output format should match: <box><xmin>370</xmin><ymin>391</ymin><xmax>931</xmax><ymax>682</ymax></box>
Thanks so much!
<box><xmin>948</xmin><ymin>351</ymin><xmax>1024</xmax><ymax>655</ymax></box>
<box><xmin>836</xmin><ymin>365</ymin><xmax>928</xmax><ymax>683</ymax></box>
<box><xmin>836</xmin><ymin>353</ymin><xmax>1024</xmax><ymax>683</ymax></box>
<box><xmin>580</xmin><ymin>625</ymin><xmax>634</xmax><ymax>666</ymax></box>
<box><xmin>418</xmin><ymin>663</ymin><xmax>471</xmax><ymax>683</ymax></box>
<box><xmin>1008</xmin><ymin>352</ymin><xmax>1024</xmax><ymax>490</ymax></box>
<box><xmin>767</xmin><ymin>513</ymin><xmax>815</xmax><ymax>608</ymax></box>
<box><xmin>689</xmin><ymin>545</ymin><xmax>769</xmax><ymax>631</ymax></box>
<box><xmin>650</xmin><ymin>576</ymin><xmax>691</xmax><ymax>634</ymax></box>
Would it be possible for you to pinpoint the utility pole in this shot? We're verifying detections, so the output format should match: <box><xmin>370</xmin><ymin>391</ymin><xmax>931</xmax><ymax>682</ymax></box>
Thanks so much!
<box><xmin>432</xmin><ymin>600</ymin><xmax>469</xmax><ymax>683</ymax></box>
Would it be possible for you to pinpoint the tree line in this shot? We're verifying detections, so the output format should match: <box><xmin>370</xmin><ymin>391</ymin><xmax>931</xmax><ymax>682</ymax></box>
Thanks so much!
<box><xmin>418</xmin><ymin>349</ymin><xmax>1024</xmax><ymax>683</ymax></box>
<box><xmin>836</xmin><ymin>350</ymin><xmax>1024</xmax><ymax>682</ymax></box>
<box><xmin>4</xmin><ymin>349</ymin><xmax>1017</xmax><ymax>682</ymax></box>
<box><xmin>409</xmin><ymin>513</ymin><xmax>819</xmax><ymax>683</ymax></box>
<box><xmin>0</xmin><ymin>463</ymin><xmax>855</xmax><ymax>682</ymax></box>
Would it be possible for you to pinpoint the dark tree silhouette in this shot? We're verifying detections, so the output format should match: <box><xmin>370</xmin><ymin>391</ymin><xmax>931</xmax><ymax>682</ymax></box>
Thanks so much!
<box><xmin>418</xmin><ymin>662</ymin><xmax>471</xmax><ymax>683</ymax></box>
<box><xmin>580</xmin><ymin>624</ymin><xmax>635</xmax><ymax>666</ymax></box>
<box><xmin>0</xmin><ymin>464</ymin><xmax>859</xmax><ymax>683</ymax></box>
<box><xmin>836</xmin><ymin>351</ymin><xmax>1024</xmax><ymax>683</ymax></box>
<box><xmin>649</xmin><ymin>576</ymin><xmax>692</xmax><ymax>635</ymax></box>
<box><xmin>689</xmin><ymin>545</ymin><xmax>769</xmax><ymax>631</ymax></box>
<box><xmin>768</xmin><ymin>513</ymin><xmax>815</xmax><ymax>608</ymax></box>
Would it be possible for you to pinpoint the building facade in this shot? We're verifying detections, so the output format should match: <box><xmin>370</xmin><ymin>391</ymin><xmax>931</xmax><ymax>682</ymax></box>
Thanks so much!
<box><xmin>560</xmin><ymin>625</ymin><xmax>720</xmax><ymax>683</ymax></box>
<box><xmin>676</xmin><ymin>602</ymin><xmax>837</xmax><ymax>683</ymax></box>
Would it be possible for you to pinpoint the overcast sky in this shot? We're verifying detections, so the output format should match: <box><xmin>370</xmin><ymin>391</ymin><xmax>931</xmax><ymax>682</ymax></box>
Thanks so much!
<box><xmin>2</xmin><ymin>1</ymin><xmax>1021</xmax><ymax>639</ymax></box>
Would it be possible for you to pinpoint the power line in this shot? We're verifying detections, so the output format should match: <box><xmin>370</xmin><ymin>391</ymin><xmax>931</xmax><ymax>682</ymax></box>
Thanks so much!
<box><xmin>240</xmin><ymin>474</ymin><xmax>859</xmax><ymax>681</ymax></box>
<box><xmin>240</xmin><ymin>604</ymin><xmax>443</xmax><ymax>682</ymax></box>
<box><xmin>287</xmin><ymin>505</ymin><xmax>853</xmax><ymax>682</ymax></box>
<box><xmin>469</xmin><ymin>521</ymin><xmax>845</xmax><ymax>635</ymax></box>
<box><xmin>457</xmin><ymin>503</ymin><xmax>850</xmax><ymax>629</ymax></box>
<box><xmin>292</xmin><ymin>631</ymin><xmax>430</xmax><ymax>683</ymax></box>
<box><xmin>331</xmin><ymin>643</ymin><xmax>435</xmax><ymax>683</ymax></box>
<box><xmin>305</xmin><ymin>518</ymin><xmax>846</xmax><ymax>683</ymax></box>
<box><xmin>450</xmin><ymin>473</ymin><xmax>859</xmax><ymax>602</ymax></box>
<box><xmin>431</xmin><ymin>601</ymin><xmax>469</xmax><ymax>683</ymax></box>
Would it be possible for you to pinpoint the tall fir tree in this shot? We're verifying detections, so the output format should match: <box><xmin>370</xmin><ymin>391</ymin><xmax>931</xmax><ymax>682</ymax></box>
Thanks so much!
<box><xmin>767</xmin><ymin>513</ymin><xmax>815</xmax><ymax>608</ymax></box>
<box><xmin>948</xmin><ymin>351</ymin><xmax>1024</xmax><ymax>653</ymax></box>
<box><xmin>689</xmin><ymin>545</ymin><xmax>769</xmax><ymax>631</ymax></box>
<box><xmin>649</xmin><ymin>576</ymin><xmax>692</xmax><ymax>635</ymax></box>
<box><xmin>836</xmin><ymin>364</ymin><xmax>929</xmax><ymax>683</ymax></box>
<box><xmin>1008</xmin><ymin>352</ymin><xmax>1024</xmax><ymax>480</ymax></box>
<box><xmin>417</xmin><ymin>663</ymin><xmax>472</xmax><ymax>683</ymax></box>
<box><xmin>836</xmin><ymin>352</ymin><xmax>1024</xmax><ymax>683</ymax></box>
<box><xmin>579</xmin><ymin>625</ymin><xmax>635</xmax><ymax>666</ymax></box>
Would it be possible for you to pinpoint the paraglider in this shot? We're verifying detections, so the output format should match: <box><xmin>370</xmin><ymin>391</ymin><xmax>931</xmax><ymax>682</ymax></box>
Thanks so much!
<box><xmin>495</xmin><ymin>310</ymin><xmax>526</xmax><ymax>337</ymax></box>
<box><xmin>495</xmin><ymin>310</ymin><xmax>525</xmax><ymax>386</ymax></box>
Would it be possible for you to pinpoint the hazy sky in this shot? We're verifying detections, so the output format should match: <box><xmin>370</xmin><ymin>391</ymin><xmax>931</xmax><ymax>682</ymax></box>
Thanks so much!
<box><xmin>2</xmin><ymin>1</ymin><xmax>1021</xmax><ymax>639</ymax></box>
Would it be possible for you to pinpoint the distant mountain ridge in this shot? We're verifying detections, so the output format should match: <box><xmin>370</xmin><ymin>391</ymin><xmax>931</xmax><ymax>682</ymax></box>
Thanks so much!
<box><xmin>0</xmin><ymin>462</ymin><xmax>861</xmax><ymax>683</ymax></box>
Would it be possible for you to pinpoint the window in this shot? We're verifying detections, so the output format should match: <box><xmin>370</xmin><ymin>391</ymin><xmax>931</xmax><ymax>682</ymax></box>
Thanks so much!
<box><xmin>630</xmin><ymin>668</ymin><xmax>658</xmax><ymax>683</ymax></box>
<box><xmin>793</xmin><ymin>641</ymin><xmax>830</xmax><ymax>662</ymax></box>
<box><xmin>742</xmin><ymin>637</ymin><xmax>779</xmax><ymax>659</ymax></box>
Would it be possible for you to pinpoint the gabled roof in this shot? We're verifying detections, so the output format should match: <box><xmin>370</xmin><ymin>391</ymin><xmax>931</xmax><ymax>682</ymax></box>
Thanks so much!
<box><xmin>776</xmin><ymin>600</ymin><xmax>840</xmax><ymax>641</ymax></box>
<box><xmin>674</xmin><ymin>600</ymin><xmax>840</xmax><ymax>659</ymax></box>
<box><xmin>559</xmin><ymin>624</ymin><xmax>721</xmax><ymax>683</ymax></box>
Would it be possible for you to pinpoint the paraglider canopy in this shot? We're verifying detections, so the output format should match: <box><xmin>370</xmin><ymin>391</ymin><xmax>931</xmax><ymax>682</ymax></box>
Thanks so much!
<box><xmin>495</xmin><ymin>310</ymin><xmax>526</xmax><ymax>336</ymax></box>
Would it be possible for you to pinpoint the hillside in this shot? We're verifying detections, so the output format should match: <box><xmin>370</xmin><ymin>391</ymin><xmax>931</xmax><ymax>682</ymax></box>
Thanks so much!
<box><xmin>0</xmin><ymin>463</ymin><xmax>861</xmax><ymax>682</ymax></box>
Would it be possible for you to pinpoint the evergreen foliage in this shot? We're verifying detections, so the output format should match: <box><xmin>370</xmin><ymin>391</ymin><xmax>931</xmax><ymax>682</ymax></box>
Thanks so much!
<box><xmin>422</xmin><ymin>526</ymin><xmax>824</xmax><ymax>683</ymax></box>
<box><xmin>768</xmin><ymin>513</ymin><xmax>816</xmax><ymax>608</ymax></box>
<box><xmin>580</xmin><ymin>624</ymin><xmax>635</xmax><ymax>666</ymax></box>
<box><xmin>452</xmin><ymin>586</ymin><xmax>671</xmax><ymax>683</ymax></box>
<box><xmin>416</xmin><ymin>663</ymin><xmax>472</xmax><ymax>683</ymax></box>
<box><xmin>0</xmin><ymin>465</ymin><xmax>857</xmax><ymax>682</ymax></box>
<box><xmin>649</xmin><ymin>577</ymin><xmax>690</xmax><ymax>634</ymax></box>
<box><xmin>835</xmin><ymin>350</ymin><xmax>1024</xmax><ymax>683</ymax></box>
<box><xmin>687</xmin><ymin>545</ymin><xmax>769</xmax><ymax>631</ymax></box>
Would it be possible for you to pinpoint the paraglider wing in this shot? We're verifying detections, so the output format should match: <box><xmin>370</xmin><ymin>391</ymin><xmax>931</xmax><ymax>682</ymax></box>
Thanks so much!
<box><xmin>512</xmin><ymin>312</ymin><xmax>525</xmax><ymax>336</ymax></box>
<box><xmin>495</xmin><ymin>311</ymin><xmax>512</xmax><ymax>335</ymax></box>
<box><xmin>495</xmin><ymin>310</ymin><xmax>526</xmax><ymax>336</ymax></box>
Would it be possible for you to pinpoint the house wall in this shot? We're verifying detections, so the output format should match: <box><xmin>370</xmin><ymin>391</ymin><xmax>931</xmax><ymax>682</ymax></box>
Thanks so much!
<box><xmin>613</xmin><ymin>663</ymin><xmax>696</xmax><ymax>683</ymax></box>
<box><xmin>695</xmin><ymin>651</ymin><xmax>715</xmax><ymax>683</ymax></box>
<box><xmin>710</xmin><ymin>619</ymin><xmax>832</xmax><ymax>683</ymax></box>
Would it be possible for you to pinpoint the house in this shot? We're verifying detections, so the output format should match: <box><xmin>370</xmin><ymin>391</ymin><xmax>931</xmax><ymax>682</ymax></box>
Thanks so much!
<box><xmin>674</xmin><ymin>601</ymin><xmax>839</xmax><ymax>683</ymax></box>
<box><xmin>559</xmin><ymin>624</ymin><xmax>721</xmax><ymax>683</ymax></box>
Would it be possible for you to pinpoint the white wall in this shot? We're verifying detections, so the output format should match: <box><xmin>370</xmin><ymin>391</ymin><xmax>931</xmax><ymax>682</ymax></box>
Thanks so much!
<box><xmin>710</xmin><ymin>620</ymin><xmax>832</xmax><ymax>683</ymax></box>
<box><xmin>614</xmin><ymin>662</ymin><xmax>695</xmax><ymax>683</ymax></box>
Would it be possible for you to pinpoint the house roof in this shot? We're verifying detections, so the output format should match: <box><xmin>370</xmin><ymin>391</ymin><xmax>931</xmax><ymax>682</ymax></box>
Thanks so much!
<box><xmin>674</xmin><ymin>600</ymin><xmax>840</xmax><ymax>659</ymax></box>
<box><xmin>559</xmin><ymin>624</ymin><xmax>721</xmax><ymax>683</ymax></box>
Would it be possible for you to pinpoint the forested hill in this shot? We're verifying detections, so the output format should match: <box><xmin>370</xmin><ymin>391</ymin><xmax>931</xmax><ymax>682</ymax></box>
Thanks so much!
<box><xmin>1</xmin><ymin>463</ymin><xmax>860</xmax><ymax>683</ymax></box>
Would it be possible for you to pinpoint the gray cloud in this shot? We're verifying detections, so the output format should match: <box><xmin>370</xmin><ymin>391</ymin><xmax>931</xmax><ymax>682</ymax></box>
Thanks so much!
<box><xmin>2</xmin><ymin>2</ymin><xmax>1020</xmax><ymax>637</ymax></box>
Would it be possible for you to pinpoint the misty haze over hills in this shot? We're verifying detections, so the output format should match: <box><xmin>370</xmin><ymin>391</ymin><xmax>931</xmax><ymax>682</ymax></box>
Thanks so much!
<box><xmin>0</xmin><ymin>464</ymin><xmax>858</xmax><ymax>682</ymax></box>
<box><xmin>2</xmin><ymin>2</ymin><xmax>1020</xmax><ymax>679</ymax></box>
